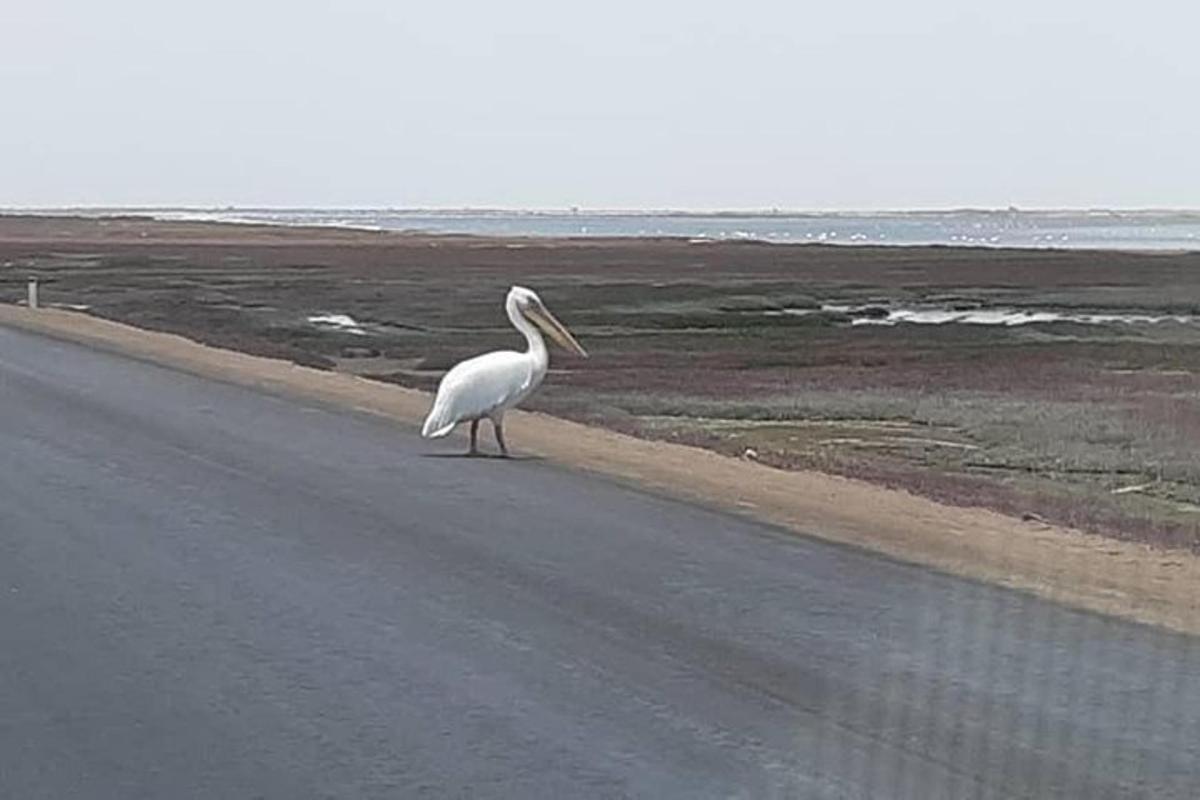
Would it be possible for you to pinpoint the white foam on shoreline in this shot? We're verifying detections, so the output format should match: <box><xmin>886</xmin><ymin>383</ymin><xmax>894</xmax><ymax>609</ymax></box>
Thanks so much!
<box><xmin>155</xmin><ymin>211</ymin><xmax>384</xmax><ymax>232</ymax></box>
<box><xmin>308</xmin><ymin>313</ymin><xmax>368</xmax><ymax>335</ymax></box>
<box><xmin>826</xmin><ymin>306</ymin><xmax>1196</xmax><ymax>327</ymax></box>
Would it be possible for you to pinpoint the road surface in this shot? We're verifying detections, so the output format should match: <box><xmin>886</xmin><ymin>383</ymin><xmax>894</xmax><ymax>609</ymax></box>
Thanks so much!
<box><xmin>1</xmin><ymin>325</ymin><xmax>1198</xmax><ymax>799</ymax></box>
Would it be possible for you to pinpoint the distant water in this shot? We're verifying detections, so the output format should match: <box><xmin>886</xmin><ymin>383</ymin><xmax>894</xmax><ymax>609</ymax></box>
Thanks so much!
<box><xmin>69</xmin><ymin>208</ymin><xmax>1200</xmax><ymax>251</ymax></box>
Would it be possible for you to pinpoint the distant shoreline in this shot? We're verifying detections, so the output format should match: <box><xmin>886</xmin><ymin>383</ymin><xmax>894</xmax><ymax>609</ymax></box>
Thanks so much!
<box><xmin>9</xmin><ymin>207</ymin><xmax>1200</xmax><ymax>253</ymax></box>
<box><xmin>2</xmin><ymin>210</ymin><xmax>1198</xmax><ymax>256</ymax></box>
<box><xmin>15</xmin><ymin>206</ymin><xmax>1200</xmax><ymax>252</ymax></box>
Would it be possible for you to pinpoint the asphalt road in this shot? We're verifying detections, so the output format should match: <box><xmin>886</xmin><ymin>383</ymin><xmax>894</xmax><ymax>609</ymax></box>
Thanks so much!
<box><xmin>1</xmin><ymin>326</ymin><xmax>1198</xmax><ymax>800</ymax></box>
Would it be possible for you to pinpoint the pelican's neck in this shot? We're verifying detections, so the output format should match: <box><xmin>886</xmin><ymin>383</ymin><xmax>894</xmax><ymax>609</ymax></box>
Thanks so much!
<box><xmin>507</xmin><ymin>296</ymin><xmax>548</xmax><ymax>370</ymax></box>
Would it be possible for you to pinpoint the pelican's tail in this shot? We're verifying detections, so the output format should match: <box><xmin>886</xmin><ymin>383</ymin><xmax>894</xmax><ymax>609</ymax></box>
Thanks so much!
<box><xmin>421</xmin><ymin>397</ymin><xmax>457</xmax><ymax>438</ymax></box>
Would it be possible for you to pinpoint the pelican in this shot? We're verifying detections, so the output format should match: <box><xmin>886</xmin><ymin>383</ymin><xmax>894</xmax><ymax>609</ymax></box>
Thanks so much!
<box><xmin>421</xmin><ymin>286</ymin><xmax>587</xmax><ymax>456</ymax></box>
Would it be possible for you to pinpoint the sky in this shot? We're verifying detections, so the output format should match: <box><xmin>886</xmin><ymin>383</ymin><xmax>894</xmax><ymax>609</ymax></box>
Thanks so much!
<box><xmin>1</xmin><ymin>0</ymin><xmax>1197</xmax><ymax>210</ymax></box>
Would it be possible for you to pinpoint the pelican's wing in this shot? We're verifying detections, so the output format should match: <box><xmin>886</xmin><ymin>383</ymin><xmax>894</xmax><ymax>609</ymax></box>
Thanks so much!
<box><xmin>421</xmin><ymin>351</ymin><xmax>534</xmax><ymax>438</ymax></box>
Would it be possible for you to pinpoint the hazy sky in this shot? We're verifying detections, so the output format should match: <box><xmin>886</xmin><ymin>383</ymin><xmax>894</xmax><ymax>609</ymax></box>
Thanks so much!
<box><xmin>2</xmin><ymin>1</ymin><xmax>1197</xmax><ymax>209</ymax></box>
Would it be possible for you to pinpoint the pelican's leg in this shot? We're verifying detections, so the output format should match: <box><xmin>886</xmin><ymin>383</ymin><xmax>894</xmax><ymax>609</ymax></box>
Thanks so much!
<box><xmin>492</xmin><ymin>416</ymin><xmax>509</xmax><ymax>457</ymax></box>
<box><xmin>468</xmin><ymin>419</ymin><xmax>480</xmax><ymax>456</ymax></box>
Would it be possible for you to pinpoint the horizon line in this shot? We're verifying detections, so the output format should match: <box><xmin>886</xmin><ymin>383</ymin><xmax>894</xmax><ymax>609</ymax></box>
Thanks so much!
<box><xmin>7</xmin><ymin>205</ymin><xmax>1200</xmax><ymax>217</ymax></box>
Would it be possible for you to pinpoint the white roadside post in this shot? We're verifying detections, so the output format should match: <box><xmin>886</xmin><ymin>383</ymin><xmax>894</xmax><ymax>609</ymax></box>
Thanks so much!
<box><xmin>27</xmin><ymin>277</ymin><xmax>39</xmax><ymax>310</ymax></box>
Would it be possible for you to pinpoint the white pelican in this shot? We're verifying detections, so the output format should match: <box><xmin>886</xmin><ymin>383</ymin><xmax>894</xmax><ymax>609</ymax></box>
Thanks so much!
<box><xmin>421</xmin><ymin>286</ymin><xmax>587</xmax><ymax>456</ymax></box>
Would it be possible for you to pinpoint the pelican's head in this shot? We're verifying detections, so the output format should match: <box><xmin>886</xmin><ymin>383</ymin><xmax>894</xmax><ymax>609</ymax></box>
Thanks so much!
<box><xmin>508</xmin><ymin>286</ymin><xmax>588</xmax><ymax>357</ymax></box>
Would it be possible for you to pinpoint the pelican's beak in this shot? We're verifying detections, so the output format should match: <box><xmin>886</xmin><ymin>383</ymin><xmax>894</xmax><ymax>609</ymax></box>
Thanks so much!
<box><xmin>528</xmin><ymin>304</ymin><xmax>588</xmax><ymax>357</ymax></box>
